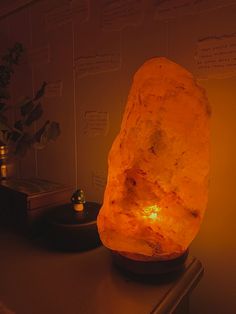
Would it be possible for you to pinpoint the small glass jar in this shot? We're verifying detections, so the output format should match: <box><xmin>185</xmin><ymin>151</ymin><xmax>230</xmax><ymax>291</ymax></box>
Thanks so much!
<box><xmin>0</xmin><ymin>144</ymin><xmax>15</xmax><ymax>179</ymax></box>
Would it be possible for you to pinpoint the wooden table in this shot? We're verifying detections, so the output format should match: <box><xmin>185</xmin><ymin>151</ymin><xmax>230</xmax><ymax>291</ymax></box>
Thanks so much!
<box><xmin>0</xmin><ymin>230</ymin><xmax>203</xmax><ymax>314</ymax></box>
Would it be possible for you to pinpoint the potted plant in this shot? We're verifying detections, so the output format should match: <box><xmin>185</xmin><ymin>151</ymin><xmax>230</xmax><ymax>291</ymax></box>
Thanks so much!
<box><xmin>0</xmin><ymin>43</ymin><xmax>60</xmax><ymax>178</ymax></box>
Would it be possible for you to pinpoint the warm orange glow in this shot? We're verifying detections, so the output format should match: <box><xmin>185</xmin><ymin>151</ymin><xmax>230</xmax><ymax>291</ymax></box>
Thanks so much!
<box><xmin>142</xmin><ymin>205</ymin><xmax>161</xmax><ymax>221</ymax></box>
<box><xmin>97</xmin><ymin>57</ymin><xmax>210</xmax><ymax>261</ymax></box>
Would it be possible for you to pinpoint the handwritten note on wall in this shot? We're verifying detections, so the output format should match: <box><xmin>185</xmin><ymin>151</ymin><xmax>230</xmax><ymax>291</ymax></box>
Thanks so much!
<box><xmin>83</xmin><ymin>111</ymin><xmax>109</xmax><ymax>137</ymax></box>
<box><xmin>45</xmin><ymin>0</ymin><xmax>89</xmax><ymax>30</ymax></box>
<box><xmin>29</xmin><ymin>45</ymin><xmax>50</xmax><ymax>66</ymax></box>
<box><xmin>92</xmin><ymin>171</ymin><xmax>107</xmax><ymax>190</ymax></box>
<box><xmin>45</xmin><ymin>3</ymin><xmax>71</xmax><ymax>30</ymax></box>
<box><xmin>195</xmin><ymin>33</ymin><xmax>236</xmax><ymax>79</ymax></box>
<box><xmin>75</xmin><ymin>52</ymin><xmax>121</xmax><ymax>78</ymax></box>
<box><xmin>101</xmin><ymin>0</ymin><xmax>143</xmax><ymax>31</ymax></box>
<box><xmin>45</xmin><ymin>81</ymin><xmax>63</xmax><ymax>98</ymax></box>
<box><xmin>153</xmin><ymin>0</ymin><xmax>236</xmax><ymax>20</ymax></box>
<box><xmin>71</xmin><ymin>0</ymin><xmax>89</xmax><ymax>23</ymax></box>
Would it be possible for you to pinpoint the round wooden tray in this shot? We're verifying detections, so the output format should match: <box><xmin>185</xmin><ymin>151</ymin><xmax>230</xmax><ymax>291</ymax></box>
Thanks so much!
<box><xmin>45</xmin><ymin>202</ymin><xmax>101</xmax><ymax>251</ymax></box>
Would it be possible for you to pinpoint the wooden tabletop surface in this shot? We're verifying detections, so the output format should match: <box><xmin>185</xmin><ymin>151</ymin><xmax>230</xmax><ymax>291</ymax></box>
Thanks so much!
<box><xmin>0</xmin><ymin>230</ymin><xmax>203</xmax><ymax>314</ymax></box>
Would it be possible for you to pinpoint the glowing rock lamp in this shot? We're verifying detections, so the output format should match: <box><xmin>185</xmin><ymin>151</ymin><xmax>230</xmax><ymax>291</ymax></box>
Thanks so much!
<box><xmin>97</xmin><ymin>57</ymin><xmax>210</xmax><ymax>275</ymax></box>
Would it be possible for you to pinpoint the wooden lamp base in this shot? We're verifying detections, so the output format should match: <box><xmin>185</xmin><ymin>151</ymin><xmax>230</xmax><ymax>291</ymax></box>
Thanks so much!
<box><xmin>112</xmin><ymin>250</ymin><xmax>189</xmax><ymax>276</ymax></box>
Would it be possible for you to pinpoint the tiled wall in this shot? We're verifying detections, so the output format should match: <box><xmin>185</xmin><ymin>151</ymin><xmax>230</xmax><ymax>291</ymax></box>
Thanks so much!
<box><xmin>1</xmin><ymin>1</ymin><xmax>236</xmax><ymax>313</ymax></box>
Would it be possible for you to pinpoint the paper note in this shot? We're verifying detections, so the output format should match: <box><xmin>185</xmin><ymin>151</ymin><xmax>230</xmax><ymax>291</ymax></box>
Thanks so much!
<box><xmin>45</xmin><ymin>3</ymin><xmax>71</xmax><ymax>30</ymax></box>
<box><xmin>92</xmin><ymin>171</ymin><xmax>107</xmax><ymax>190</ymax></box>
<box><xmin>75</xmin><ymin>52</ymin><xmax>120</xmax><ymax>78</ymax></box>
<box><xmin>83</xmin><ymin>111</ymin><xmax>109</xmax><ymax>137</ymax></box>
<box><xmin>45</xmin><ymin>81</ymin><xmax>63</xmax><ymax>98</ymax></box>
<box><xmin>29</xmin><ymin>45</ymin><xmax>50</xmax><ymax>66</ymax></box>
<box><xmin>153</xmin><ymin>0</ymin><xmax>236</xmax><ymax>20</ymax></box>
<box><xmin>195</xmin><ymin>33</ymin><xmax>236</xmax><ymax>79</ymax></box>
<box><xmin>71</xmin><ymin>0</ymin><xmax>89</xmax><ymax>23</ymax></box>
<box><xmin>45</xmin><ymin>0</ymin><xmax>89</xmax><ymax>30</ymax></box>
<box><xmin>101</xmin><ymin>0</ymin><xmax>143</xmax><ymax>30</ymax></box>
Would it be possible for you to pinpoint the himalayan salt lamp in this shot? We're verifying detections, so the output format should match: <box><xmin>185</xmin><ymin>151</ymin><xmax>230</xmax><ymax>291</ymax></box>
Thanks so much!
<box><xmin>97</xmin><ymin>57</ymin><xmax>210</xmax><ymax>266</ymax></box>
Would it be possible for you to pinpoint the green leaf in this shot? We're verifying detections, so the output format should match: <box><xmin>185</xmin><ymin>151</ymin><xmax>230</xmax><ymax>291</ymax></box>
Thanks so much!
<box><xmin>34</xmin><ymin>82</ymin><xmax>47</xmax><ymax>101</ymax></box>
<box><xmin>47</xmin><ymin>122</ymin><xmax>61</xmax><ymax>141</ymax></box>
<box><xmin>33</xmin><ymin>120</ymin><xmax>49</xmax><ymax>144</ymax></box>
<box><xmin>9</xmin><ymin>130</ymin><xmax>21</xmax><ymax>142</ymax></box>
<box><xmin>2</xmin><ymin>42</ymin><xmax>24</xmax><ymax>66</ymax></box>
<box><xmin>0</xmin><ymin>114</ymin><xmax>9</xmax><ymax>127</ymax></box>
<box><xmin>14</xmin><ymin>133</ymin><xmax>31</xmax><ymax>157</ymax></box>
<box><xmin>0</xmin><ymin>103</ymin><xmax>6</xmax><ymax>111</ymax></box>
<box><xmin>25</xmin><ymin>103</ymin><xmax>43</xmax><ymax>126</ymax></box>
<box><xmin>20</xmin><ymin>100</ymin><xmax>34</xmax><ymax>116</ymax></box>
<box><xmin>0</xmin><ymin>130</ymin><xmax>6</xmax><ymax>144</ymax></box>
<box><xmin>17</xmin><ymin>97</ymin><xmax>30</xmax><ymax>107</ymax></box>
<box><xmin>33</xmin><ymin>137</ymin><xmax>47</xmax><ymax>150</ymax></box>
<box><xmin>0</xmin><ymin>87</ymin><xmax>10</xmax><ymax>100</ymax></box>
<box><xmin>14</xmin><ymin>120</ymin><xmax>23</xmax><ymax>131</ymax></box>
<box><xmin>5</xmin><ymin>130</ymin><xmax>12</xmax><ymax>142</ymax></box>
<box><xmin>33</xmin><ymin>121</ymin><xmax>60</xmax><ymax>150</ymax></box>
<box><xmin>15</xmin><ymin>141</ymin><xmax>29</xmax><ymax>157</ymax></box>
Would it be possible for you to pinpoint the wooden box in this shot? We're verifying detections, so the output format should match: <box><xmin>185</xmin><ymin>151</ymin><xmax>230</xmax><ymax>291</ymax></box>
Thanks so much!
<box><xmin>0</xmin><ymin>178</ymin><xmax>74</xmax><ymax>229</ymax></box>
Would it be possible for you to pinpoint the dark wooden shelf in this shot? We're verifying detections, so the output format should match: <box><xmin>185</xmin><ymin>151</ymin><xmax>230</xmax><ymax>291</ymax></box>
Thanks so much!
<box><xmin>0</xmin><ymin>230</ymin><xmax>203</xmax><ymax>314</ymax></box>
